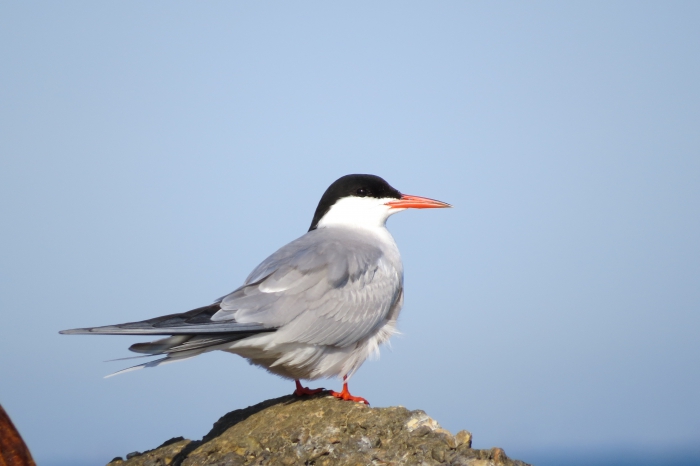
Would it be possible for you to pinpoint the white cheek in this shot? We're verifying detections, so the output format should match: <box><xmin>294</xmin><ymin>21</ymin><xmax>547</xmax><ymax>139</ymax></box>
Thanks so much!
<box><xmin>317</xmin><ymin>197</ymin><xmax>398</xmax><ymax>229</ymax></box>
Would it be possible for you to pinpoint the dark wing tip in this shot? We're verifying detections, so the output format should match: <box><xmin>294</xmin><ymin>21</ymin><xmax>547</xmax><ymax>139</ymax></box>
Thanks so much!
<box><xmin>59</xmin><ymin>327</ymin><xmax>106</xmax><ymax>335</ymax></box>
<box><xmin>57</xmin><ymin>304</ymin><xmax>276</xmax><ymax>336</ymax></box>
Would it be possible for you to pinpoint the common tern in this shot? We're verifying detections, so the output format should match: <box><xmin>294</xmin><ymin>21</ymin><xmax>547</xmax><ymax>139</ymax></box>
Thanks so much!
<box><xmin>61</xmin><ymin>174</ymin><xmax>450</xmax><ymax>404</ymax></box>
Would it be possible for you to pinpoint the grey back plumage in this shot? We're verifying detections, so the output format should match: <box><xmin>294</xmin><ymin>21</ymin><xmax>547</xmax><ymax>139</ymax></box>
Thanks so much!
<box><xmin>213</xmin><ymin>227</ymin><xmax>403</xmax><ymax>348</ymax></box>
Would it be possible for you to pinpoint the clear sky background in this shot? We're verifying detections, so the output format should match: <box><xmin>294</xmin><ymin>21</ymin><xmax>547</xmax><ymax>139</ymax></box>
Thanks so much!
<box><xmin>1</xmin><ymin>2</ymin><xmax>699</xmax><ymax>466</ymax></box>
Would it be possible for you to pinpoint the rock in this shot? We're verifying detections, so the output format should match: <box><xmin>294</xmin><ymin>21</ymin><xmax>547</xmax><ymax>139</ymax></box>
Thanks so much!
<box><xmin>455</xmin><ymin>430</ymin><xmax>473</xmax><ymax>448</ymax></box>
<box><xmin>108</xmin><ymin>394</ymin><xmax>530</xmax><ymax>466</ymax></box>
<box><xmin>107</xmin><ymin>438</ymin><xmax>190</xmax><ymax>466</ymax></box>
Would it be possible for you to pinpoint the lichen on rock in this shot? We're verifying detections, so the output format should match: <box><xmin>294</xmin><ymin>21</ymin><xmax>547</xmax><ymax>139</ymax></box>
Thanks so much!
<box><xmin>107</xmin><ymin>394</ymin><xmax>530</xmax><ymax>466</ymax></box>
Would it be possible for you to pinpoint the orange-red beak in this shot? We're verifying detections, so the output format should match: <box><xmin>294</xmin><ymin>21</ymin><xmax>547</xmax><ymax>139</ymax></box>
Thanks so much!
<box><xmin>386</xmin><ymin>194</ymin><xmax>452</xmax><ymax>210</ymax></box>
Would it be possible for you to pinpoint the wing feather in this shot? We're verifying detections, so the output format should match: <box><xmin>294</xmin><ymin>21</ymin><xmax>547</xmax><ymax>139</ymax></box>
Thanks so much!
<box><xmin>212</xmin><ymin>228</ymin><xmax>403</xmax><ymax>348</ymax></box>
<box><xmin>59</xmin><ymin>304</ymin><xmax>275</xmax><ymax>335</ymax></box>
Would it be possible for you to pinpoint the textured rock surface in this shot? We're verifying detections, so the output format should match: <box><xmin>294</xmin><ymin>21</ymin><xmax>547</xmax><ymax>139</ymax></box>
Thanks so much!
<box><xmin>107</xmin><ymin>394</ymin><xmax>530</xmax><ymax>466</ymax></box>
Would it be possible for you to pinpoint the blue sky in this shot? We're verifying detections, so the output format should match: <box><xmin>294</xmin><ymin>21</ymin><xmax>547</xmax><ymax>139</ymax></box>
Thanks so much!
<box><xmin>1</xmin><ymin>2</ymin><xmax>699</xmax><ymax>465</ymax></box>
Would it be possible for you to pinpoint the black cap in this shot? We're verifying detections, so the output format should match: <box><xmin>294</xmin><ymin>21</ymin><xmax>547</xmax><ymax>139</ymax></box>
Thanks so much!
<box><xmin>308</xmin><ymin>174</ymin><xmax>402</xmax><ymax>231</ymax></box>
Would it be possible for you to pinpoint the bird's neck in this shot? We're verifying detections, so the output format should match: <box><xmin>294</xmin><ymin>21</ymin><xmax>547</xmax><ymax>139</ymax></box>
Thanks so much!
<box><xmin>316</xmin><ymin>221</ymin><xmax>401</xmax><ymax>266</ymax></box>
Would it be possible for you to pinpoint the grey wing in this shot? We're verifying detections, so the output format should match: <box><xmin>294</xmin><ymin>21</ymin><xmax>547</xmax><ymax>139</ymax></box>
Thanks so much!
<box><xmin>212</xmin><ymin>229</ymin><xmax>403</xmax><ymax>347</ymax></box>
<box><xmin>59</xmin><ymin>303</ymin><xmax>277</xmax><ymax>376</ymax></box>
<box><xmin>59</xmin><ymin>304</ymin><xmax>273</xmax><ymax>335</ymax></box>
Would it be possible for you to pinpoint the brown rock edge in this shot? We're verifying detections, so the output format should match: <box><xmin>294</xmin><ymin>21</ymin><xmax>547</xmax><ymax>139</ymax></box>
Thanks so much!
<box><xmin>107</xmin><ymin>394</ymin><xmax>531</xmax><ymax>466</ymax></box>
<box><xmin>0</xmin><ymin>404</ymin><xmax>36</xmax><ymax>466</ymax></box>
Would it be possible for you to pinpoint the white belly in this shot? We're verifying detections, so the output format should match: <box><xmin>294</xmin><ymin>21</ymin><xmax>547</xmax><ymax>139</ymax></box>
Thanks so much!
<box><xmin>224</xmin><ymin>318</ymin><xmax>398</xmax><ymax>380</ymax></box>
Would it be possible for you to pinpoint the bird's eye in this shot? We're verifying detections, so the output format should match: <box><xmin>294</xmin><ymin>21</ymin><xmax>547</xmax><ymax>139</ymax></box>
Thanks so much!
<box><xmin>356</xmin><ymin>188</ymin><xmax>368</xmax><ymax>196</ymax></box>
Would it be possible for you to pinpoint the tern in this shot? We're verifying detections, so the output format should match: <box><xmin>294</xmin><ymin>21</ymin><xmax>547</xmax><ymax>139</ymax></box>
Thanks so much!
<box><xmin>61</xmin><ymin>174</ymin><xmax>450</xmax><ymax>404</ymax></box>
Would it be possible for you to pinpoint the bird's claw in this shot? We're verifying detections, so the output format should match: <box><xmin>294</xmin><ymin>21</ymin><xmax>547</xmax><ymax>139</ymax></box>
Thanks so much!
<box><xmin>330</xmin><ymin>389</ymin><xmax>370</xmax><ymax>405</ymax></box>
<box><xmin>294</xmin><ymin>380</ymin><xmax>325</xmax><ymax>397</ymax></box>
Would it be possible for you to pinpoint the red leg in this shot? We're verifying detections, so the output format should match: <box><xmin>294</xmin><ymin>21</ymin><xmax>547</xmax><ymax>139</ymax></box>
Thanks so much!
<box><xmin>330</xmin><ymin>376</ymin><xmax>369</xmax><ymax>405</ymax></box>
<box><xmin>293</xmin><ymin>379</ymin><xmax>325</xmax><ymax>397</ymax></box>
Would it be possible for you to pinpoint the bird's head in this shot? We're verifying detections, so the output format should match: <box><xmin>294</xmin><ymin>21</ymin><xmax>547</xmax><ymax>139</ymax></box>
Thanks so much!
<box><xmin>309</xmin><ymin>174</ymin><xmax>451</xmax><ymax>231</ymax></box>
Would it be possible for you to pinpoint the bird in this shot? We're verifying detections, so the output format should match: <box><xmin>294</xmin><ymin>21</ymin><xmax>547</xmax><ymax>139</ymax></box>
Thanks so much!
<box><xmin>60</xmin><ymin>174</ymin><xmax>451</xmax><ymax>404</ymax></box>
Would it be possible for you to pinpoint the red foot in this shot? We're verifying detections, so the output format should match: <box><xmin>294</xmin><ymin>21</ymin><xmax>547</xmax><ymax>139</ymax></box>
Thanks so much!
<box><xmin>330</xmin><ymin>377</ymin><xmax>369</xmax><ymax>405</ymax></box>
<box><xmin>293</xmin><ymin>380</ymin><xmax>325</xmax><ymax>397</ymax></box>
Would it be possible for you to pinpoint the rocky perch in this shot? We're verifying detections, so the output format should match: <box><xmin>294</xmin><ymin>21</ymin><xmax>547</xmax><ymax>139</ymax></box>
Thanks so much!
<box><xmin>108</xmin><ymin>394</ymin><xmax>530</xmax><ymax>466</ymax></box>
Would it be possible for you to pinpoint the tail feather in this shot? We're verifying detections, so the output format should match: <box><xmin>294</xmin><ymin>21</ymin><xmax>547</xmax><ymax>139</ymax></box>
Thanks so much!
<box><xmin>106</xmin><ymin>333</ymin><xmax>255</xmax><ymax>376</ymax></box>
<box><xmin>128</xmin><ymin>334</ymin><xmax>253</xmax><ymax>355</ymax></box>
<box><xmin>104</xmin><ymin>355</ymin><xmax>196</xmax><ymax>378</ymax></box>
<box><xmin>104</xmin><ymin>357</ymin><xmax>165</xmax><ymax>378</ymax></box>
<box><xmin>105</xmin><ymin>354</ymin><xmax>157</xmax><ymax>362</ymax></box>
<box><xmin>129</xmin><ymin>335</ymin><xmax>192</xmax><ymax>354</ymax></box>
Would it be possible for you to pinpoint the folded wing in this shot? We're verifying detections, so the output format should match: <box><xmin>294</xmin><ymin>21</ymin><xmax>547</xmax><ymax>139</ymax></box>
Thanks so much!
<box><xmin>213</xmin><ymin>228</ymin><xmax>403</xmax><ymax>348</ymax></box>
<box><xmin>59</xmin><ymin>304</ymin><xmax>273</xmax><ymax>335</ymax></box>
